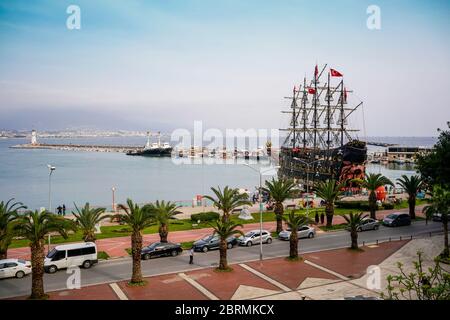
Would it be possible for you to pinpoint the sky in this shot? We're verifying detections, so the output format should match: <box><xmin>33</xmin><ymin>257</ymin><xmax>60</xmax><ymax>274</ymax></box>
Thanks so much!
<box><xmin>0</xmin><ymin>0</ymin><xmax>449</xmax><ymax>136</ymax></box>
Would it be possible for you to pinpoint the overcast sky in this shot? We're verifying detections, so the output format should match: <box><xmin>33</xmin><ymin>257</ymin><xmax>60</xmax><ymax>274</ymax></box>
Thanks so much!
<box><xmin>0</xmin><ymin>0</ymin><xmax>449</xmax><ymax>136</ymax></box>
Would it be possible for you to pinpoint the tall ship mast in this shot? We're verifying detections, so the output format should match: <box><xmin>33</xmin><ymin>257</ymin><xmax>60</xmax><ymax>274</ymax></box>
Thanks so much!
<box><xmin>279</xmin><ymin>64</ymin><xmax>367</xmax><ymax>189</ymax></box>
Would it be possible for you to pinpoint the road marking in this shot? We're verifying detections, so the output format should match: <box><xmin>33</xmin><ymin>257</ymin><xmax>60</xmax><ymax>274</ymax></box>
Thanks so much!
<box><xmin>109</xmin><ymin>282</ymin><xmax>128</xmax><ymax>300</ymax></box>
<box><xmin>304</xmin><ymin>260</ymin><xmax>350</xmax><ymax>280</ymax></box>
<box><xmin>178</xmin><ymin>272</ymin><xmax>219</xmax><ymax>300</ymax></box>
<box><xmin>239</xmin><ymin>263</ymin><xmax>291</xmax><ymax>292</ymax></box>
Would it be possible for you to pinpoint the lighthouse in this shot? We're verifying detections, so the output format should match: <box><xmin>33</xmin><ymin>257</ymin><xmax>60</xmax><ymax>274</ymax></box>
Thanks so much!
<box><xmin>31</xmin><ymin>130</ymin><xmax>38</xmax><ymax>145</ymax></box>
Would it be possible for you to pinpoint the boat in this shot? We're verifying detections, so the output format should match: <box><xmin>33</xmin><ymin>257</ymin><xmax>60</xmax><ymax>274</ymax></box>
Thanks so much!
<box><xmin>278</xmin><ymin>63</ymin><xmax>367</xmax><ymax>190</ymax></box>
<box><xmin>126</xmin><ymin>131</ymin><xmax>172</xmax><ymax>157</ymax></box>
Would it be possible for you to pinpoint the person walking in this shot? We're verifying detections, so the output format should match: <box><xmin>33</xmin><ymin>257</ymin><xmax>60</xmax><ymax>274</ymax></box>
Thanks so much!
<box><xmin>62</xmin><ymin>204</ymin><xmax>66</xmax><ymax>216</ymax></box>
<box><xmin>189</xmin><ymin>247</ymin><xmax>194</xmax><ymax>265</ymax></box>
<box><xmin>57</xmin><ymin>205</ymin><xmax>62</xmax><ymax>215</ymax></box>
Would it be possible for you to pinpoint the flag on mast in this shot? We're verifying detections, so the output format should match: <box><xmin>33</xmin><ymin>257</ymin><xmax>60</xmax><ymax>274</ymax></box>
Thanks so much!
<box><xmin>308</xmin><ymin>88</ymin><xmax>316</xmax><ymax>94</ymax></box>
<box><xmin>314</xmin><ymin>65</ymin><xmax>319</xmax><ymax>78</ymax></box>
<box><xmin>330</xmin><ymin>68</ymin><xmax>343</xmax><ymax>77</ymax></box>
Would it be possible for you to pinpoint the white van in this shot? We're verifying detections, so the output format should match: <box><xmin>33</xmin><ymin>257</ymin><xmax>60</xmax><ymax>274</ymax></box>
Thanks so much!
<box><xmin>44</xmin><ymin>242</ymin><xmax>98</xmax><ymax>273</ymax></box>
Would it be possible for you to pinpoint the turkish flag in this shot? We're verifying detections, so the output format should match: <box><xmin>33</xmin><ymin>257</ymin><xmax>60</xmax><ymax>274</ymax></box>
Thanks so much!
<box><xmin>308</xmin><ymin>88</ymin><xmax>316</xmax><ymax>94</ymax></box>
<box><xmin>330</xmin><ymin>68</ymin><xmax>343</xmax><ymax>77</ymax></box>
<box><xmin>314</xmin><ymin>65</ymin><xmax>319</xmax><ymax>77</ymax></box>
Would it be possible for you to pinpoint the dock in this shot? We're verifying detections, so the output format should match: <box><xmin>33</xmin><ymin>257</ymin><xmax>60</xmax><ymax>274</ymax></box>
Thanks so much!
<box><xmin>10</xmin><ymin>143</ymin><xmax>142</xmax><ymax>153</ymax></box>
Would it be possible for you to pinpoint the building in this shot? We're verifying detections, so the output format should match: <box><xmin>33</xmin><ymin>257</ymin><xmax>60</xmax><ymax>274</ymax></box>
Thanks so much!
<box><xmin>31</xmin><ymin>130</ymin><xmax>38</xmax><ymax>145</ymax></box>
<box><xmin>386</xmin><ymin>146</ymin><xmax>432</xmax><ymax>163</ymax></box>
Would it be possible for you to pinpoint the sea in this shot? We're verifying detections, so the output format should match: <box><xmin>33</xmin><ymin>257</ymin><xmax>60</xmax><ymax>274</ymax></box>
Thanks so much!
<box><xmin>0</xmin><ymin>136</ymin><xmax>437</xmax><ymax>212</ymax></box>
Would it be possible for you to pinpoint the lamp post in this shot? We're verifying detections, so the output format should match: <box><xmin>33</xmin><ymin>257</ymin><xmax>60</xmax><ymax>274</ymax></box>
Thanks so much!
<box><xmin>47</xmin><ymin>164</ymin><xmax>56</xmax><ymax>252</ymax></box>
<box><xmin>243</xmin><ymin>164</ymin><xmax>280</xmax><ymax>261</ymax></box>
<box><xmin>111</xmin><ymin>187</ymin><xmax>116</xmax><ymax>213</ymax></box>
<box><xmin>292</xmin><ymin>158</ymin><xmax>322</xmax><ymax>216</ymax></box>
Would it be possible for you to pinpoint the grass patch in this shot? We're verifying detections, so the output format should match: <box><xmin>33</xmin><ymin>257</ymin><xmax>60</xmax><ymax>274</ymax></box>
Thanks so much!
<box><xmin>214</xmin><ymin>267</ymin><xmax>234</xmax><ymax>273</ymax></box>
<box><xmin>285</xmin><ymin>256</ymin><xmax>302</xmax><ymax>262</ymax></box>
<box><xmin>319</xmin><ymin>223</ymin><xmax>348</xmax><ymax>232</ymax></box>
<box><xmin>125</xmin><ymin>248</ymin><xmax>132</xmax><ymax>256</ymax></box>
<box><xmin>181</xmin><ymin>241</ymin><xmax>194</xmax><ymax>250</ymax></box>
<box><xmin>271</xmin><ymin>231</ymin><xmax>278</xmax><ymax>238</ymax></box>
<box><xmin>127</xmin><ymin>280</ymin><xmax>148</xmax><ymax>287</ymax></box>
<box><xmin>437</xmin><ymin>251</ymin><xmax>450</xmax><ymax>265</ymax></box>
<box><xmin>97</xmin><ymin>251</ymin><xmax>110</xmax><ymax>260</ymax></box>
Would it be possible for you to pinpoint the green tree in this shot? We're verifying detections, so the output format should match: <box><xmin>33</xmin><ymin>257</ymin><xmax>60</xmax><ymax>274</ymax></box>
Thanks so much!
<box><xmin>0</xmin><ymin>199</ymin><xmax>26</xmax><ymax>259</ymax></box>
<box><xmin>13</xmin><ymin>210</ymin><xmax>76</xmax><ymax>299</ymax></box>
<box><xmin>203</xmin><ymin>186</ymin><xmax>251</xmax><ymax>222</ymax></box>
<box><xmin>145</xmin><ymin>200</ymin><xmax>181</xmax><ymax>243</ymax></box>
<box><xmin>282</xmin><ymin>211</ymin><xmax>312</xmax><ymax>260</ymax></box>
<box><xmin>396</xmin><ymin>175</ymin><xmax>424</xmax><ymax>219</ymax></box>
<box><xmin>314</xmin><ymin>179</ymin><xmax>346</xmax><ymax>227</ymax></box>
<box><xmin>72</xmin><ymin>202</ymin><xmax>110</xmax><ymax>242</ymax></box>
<box><xmin>416</xmin><ymin>122</ymin><xmax>450</xmax><ymax>188</ymax></box>
<box><xmin>116</xmin><ymin>199</ymin><xmax>155</xmax><ymax>285</ymax></box>
<box><xmin>343</xmin><ymin>212</ymin><xmax>367</xmax><ymax>250</ymax></box>
<box><xmin>423</xmin><ymin>185</ymin><xmax>450</xmax><ymax>258</ymax></box>
<box><xmin>358</xmin><ymin>173</ymin><xmax>393</xmax><ymax>220</ymax></box>
<box><xmin>208</xmin><ymin>219</ymin><xmax>244</xmax><ymax>270</ymax></box>
<box><xmin>263</xmin><ymin>178</ymin><xmax>296</xmax><ymax>233</ymax></box>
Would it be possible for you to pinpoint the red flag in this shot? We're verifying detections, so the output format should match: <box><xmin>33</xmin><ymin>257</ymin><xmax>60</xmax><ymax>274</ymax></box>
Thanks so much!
<box><xmin>314</xmin><ymin>65</ymin><xmax>318</xmax><ymax>77</ymax></box>
<box><xmin>308</xmin><ymin>88</ymin><xmax>316</xmax><ymax>94</ymax></box>
<box><xmin>344</xmin><ymin>87</ymin><xmax>348</xmax><ymax>103</ymax></box>
<box><xmin>330</xmin><ymin>68</ymin><xmax>343</xmax><ymax>77</ymax></box>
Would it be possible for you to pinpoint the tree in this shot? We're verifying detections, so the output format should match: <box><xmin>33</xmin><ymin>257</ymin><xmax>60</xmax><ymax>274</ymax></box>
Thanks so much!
<box><xmin>13</xmin><ymin>210</ymin><xmax>76</xmax><ymax>299</ymax></box>
<box><xmin>282</xmin><ymin>211</ymin><xmax>312</xmax><ymax>260</ymax></box>
<box><xmin>116</xmin><ymin>199</ymin><xmax>155</xmax><ymax>285</ymax></box>
<box><xmin>203</xmin><ymin>186</ymin><xmax>251</xmax><ymax>222</ymax></box>
<box><xmin>358</xmin><ymin>173</ymin><xmax>393</xmax><ymax>220</ymax></box>
<box><xmin>396</xmin><ymin>175</ymin><xmax>424</xmax><ymax>219</ymax></box>
<box><xmin>416</xmin><ymin>122</ymin><xmax>450</xmax><ymax>189</ymax></box>
<box><xmin>144</xmin><ymin>200</ymin><xmax>181</xmax><ymax>243</ymax></box>
<box><xmin>382</xmin><ymin>251</ymin><xmax>450</xmax><ymax>300</ymax></box>
<box><xmin>314</xmin><ymin>179</ymin><xmax>345</xmax><ymax>227</ymax></box>
<box><xmin>72</xmin><ymin>202</ymin><xmax>110</xmax><ymax>242</ymax></box>
<box><xmin>343</xmin><ymin>212</ymin><xmax>367</xmax><ymax>250</ymax></box>
<box><xmin>423</xmin><ymin>185</ymin><xmax>450</xmax><ymax>258</ymax></box>
<box><xmin>208</xmin><ymin>219</ymin><xmax>243</xmax><ymax>270</ymax></box>
<box><xmin>263</xmin><ymin>178</ymin><xmax>296</xmax><ymax>233</ymax></box>
<box><xmin>0</xmin><ymin>199</ymin><xmax>26</xmax><ymax>259</ymax></box>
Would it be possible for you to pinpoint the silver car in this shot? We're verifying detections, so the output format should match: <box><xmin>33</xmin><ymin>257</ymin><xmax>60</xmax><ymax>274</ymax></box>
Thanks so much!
<box><xmin>278</xmin><ymin>225</ymin><xmax>315</xmax><ymax>241</ymax></box>
<box><xmin>356</xmin><ymin>218</ymin><xmax>380</xmax><ymax>231</ymax></box>
<box><xmin>238</xmin><ymin>230</ymin><xmax>272</xmax><ymax>247</ymax></box>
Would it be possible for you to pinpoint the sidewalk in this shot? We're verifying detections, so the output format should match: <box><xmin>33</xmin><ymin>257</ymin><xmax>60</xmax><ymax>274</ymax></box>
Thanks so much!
<box><xmin>6</xmin><ymin>206</ymin><xmax>425</xmax><ymax>260</ymax></box>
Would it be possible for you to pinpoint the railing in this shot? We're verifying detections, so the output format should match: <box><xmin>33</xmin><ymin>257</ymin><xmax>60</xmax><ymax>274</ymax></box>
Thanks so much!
<box><xmin>360</xmin><ymin>229</ymin><xmax>448</xmax><ymax>247</ymax></box>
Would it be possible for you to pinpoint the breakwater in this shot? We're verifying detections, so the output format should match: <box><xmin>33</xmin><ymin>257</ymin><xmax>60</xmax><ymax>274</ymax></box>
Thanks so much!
<box><xmin>10</xmin><ymin>143</ymin><xmax>141</xmax><ymax>153</ymax></box>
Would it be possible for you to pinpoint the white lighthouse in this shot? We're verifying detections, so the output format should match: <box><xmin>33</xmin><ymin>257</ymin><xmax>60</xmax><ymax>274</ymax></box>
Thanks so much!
<box><xmin>31</xmin><ymin>130</ymin><xmax>37</xmax><ymax>145</ymax></box>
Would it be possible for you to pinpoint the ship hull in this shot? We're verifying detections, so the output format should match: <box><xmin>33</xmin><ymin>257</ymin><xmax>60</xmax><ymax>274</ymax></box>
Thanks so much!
<box><xmin>126</xmin><ymin>148</ymin><xmax>173</xmax><ymax>157</ymax></box>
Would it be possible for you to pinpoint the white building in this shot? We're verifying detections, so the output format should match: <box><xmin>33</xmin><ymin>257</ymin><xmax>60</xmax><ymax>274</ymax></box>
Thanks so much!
<box><xmin>31</xmin><ymin>130</ymin><xmax>37</xmax><ymax>145</ymax></box>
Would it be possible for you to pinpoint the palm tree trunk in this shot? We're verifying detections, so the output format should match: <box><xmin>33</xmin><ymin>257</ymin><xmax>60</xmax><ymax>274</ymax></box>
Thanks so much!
<box><xmin>350</xmin><ymin>228</ymin><xmax>358</xmax><ymax>250</ymax></box>
<box><xmin>443</xmin><ymin>216</ymin><xmax>449</xmax><ymax>258</ymax></box>
<box><xmin>326</xmin><ymin>204</ymin><xmax>334</xmax><ymax>227</ymax></box>
<box><xmin>289</xmin><ymin>231</ymin><xmax>298</xmax><ymax>259</ymax></box>
<box><xmin>84</xmin><ymin>231</ymin><xmax>96</xmax><ymax>243</ymax></box>
<box><xmin>159</xmin><ymin>224</ymin><xmax>168</xmax><ymax>243</ymax></box>
<box><xmin>369</xmin><ymin>191</ymin><xmax>377</xmax><ymax>219</ymax></box>
<box><xmin>130</xmin><ymin>231</ymin><xmax>143</xmax><ymax>283</ymax></box>
<box><xmin>30</xmin><ymin>241</ymin><xmax>46</xmax><ymax>299</ymax></box>
<box><xmin>222</xmin><ymin>212</ymin><xmax>229</xmax><ymax>223</ymax></box>
<box><xmin>275</xmin><ymin>203</ymin><xmax>284</xmax><ymax>233</ymax></box>
<box><xmin>0</xmin><ymin>248</ymin><xmax>7</xmax><ymax>260</ymax></box>
<box><xmin>218</xmin><ymin>238</ymin><xmax>228</xmax><ymax>270</ymax></box>
<box><xmin>408</xmin><ymin>195</ymin><xmax>416</xmax><ymax>219</ymax></box>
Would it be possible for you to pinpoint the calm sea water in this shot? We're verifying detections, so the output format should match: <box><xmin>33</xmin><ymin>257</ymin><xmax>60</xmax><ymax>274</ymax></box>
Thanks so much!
<box><xmin>0</xmin><ymin>136</ymin><xmax>436</xmax><ymax>211</ymax></box>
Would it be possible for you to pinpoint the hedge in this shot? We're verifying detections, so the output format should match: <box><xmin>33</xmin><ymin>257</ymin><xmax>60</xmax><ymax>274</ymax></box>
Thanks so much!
<box><xmin>190</xmin><ymin>211</ymin><xmax>220</xmax><ymax>222</ymax></box>
<box><xmin>335</xmin><ymin>200</ymin><xmax>372</xmax><ymax>211</ymax></box>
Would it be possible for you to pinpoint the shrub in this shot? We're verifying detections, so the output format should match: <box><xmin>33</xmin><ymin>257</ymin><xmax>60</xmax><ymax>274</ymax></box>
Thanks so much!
<box><xmin>382</xmin><ymin>203</ymin><xmax>395</xmax><ymax>210</ymax></box>
<box><xmin>190</xmin><ymin>211</ymin><xmax>220</xmax><ymax>222</ymax></box>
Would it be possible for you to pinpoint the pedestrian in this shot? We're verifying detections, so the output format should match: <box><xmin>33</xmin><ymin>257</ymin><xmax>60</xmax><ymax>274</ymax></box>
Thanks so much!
<box><xmin>315</xmin><ymin>212</ymin><xmax>319</xmax><ymax>224</ymax></box>
<box><xmin>62</xmin><ymin>204</ymin><xmax>66</xmax><ymax>216</ymax></box>
<box><xmin>57</xmin><ymin>205</ymin><xmax>62</xmax><ymax>215</ymax></box>
<box><xmin>320</xmin><ymin>212</ymin><xmax>325</xmax><ymax>224</ymax></box>
<box><xmin>189</xmin><ymin>247</ymin><xmax>194</xmax><ymax>265</ymax></box>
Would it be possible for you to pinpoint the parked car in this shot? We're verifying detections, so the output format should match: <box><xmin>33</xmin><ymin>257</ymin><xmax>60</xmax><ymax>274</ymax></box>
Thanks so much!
<box><xmin>432</xmin><ymin>213</ymin><xmax>446</xmax><ymax>222</ymax></box>
<box><xmin>0</xmin><ymin>259</ymin><xmax>32</xmax><ymax>279</ymax></box>
<box><xmin>44</xmin><ymin>242</ymin><xmax>98</xmax><ymax>273</ymax></box>
<box><xmin>278</xmin><ymin>225</ymin><xmax>315</xmax><ymax>241</ymax></box>
<box><xmin>238</xmin><ymin>229</ymin><xmax>272</xmax><ymax>246</ymax></box>
<box><xmin>193</xmin><ymin>234</ymin><xmax>238</xmax><ymax>252</ymax></box>
<box><xmin>383</xmin><ymin>213</ymin><xmax>411</xmax><ymax>227</ymax></box>
<box><xmin>352</xmin><ymin>218</ymin><xmax>380</xmax><ymax>232</ymax></box>
<box><xmin>141</xmin><ymin>242</ymin><xmax>183</xmax><ymax>260</ymax></box>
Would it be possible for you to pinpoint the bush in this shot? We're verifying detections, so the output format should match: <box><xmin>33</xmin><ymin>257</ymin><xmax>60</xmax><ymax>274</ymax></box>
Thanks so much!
<box><xmin>336</xmin><ymin>200</ymin><xmax>369</xmax><ymax>209</ymax></box>
<box><xmin>382</xmin><ymin>203</ymin><xmax>395</xmax><ymax>210</ymax></box>
<box><xmin>190</xmin><ymin>211</ymin><xmax>220</xmax><ymax>222</ymax></box>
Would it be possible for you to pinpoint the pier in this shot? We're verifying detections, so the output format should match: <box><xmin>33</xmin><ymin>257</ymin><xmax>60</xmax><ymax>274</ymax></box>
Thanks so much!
<box><xmin>10</xmin><ymin>143</ymin><xmax>142</xmax><ymax>153</ymax></box>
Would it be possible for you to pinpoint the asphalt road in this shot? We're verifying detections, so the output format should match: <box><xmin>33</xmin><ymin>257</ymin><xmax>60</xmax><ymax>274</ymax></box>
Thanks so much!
<box><xmin>0</xmin><ymin>220</ymin><xmax>445</xmax><ymax>299</ymax></box>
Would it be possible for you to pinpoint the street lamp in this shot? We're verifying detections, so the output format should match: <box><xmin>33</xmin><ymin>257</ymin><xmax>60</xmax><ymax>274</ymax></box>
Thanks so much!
<box><xmin>47</xmin><ymin>164</ymin><xmax>56</xmax><ymax>253</ymax></box>
<box><xmin>111</xmin><ymin>187</ymin><xmax>116</xmax><ymax>213</ymax></box>
<box><xmin>243</xmin><ymin>164</ymin><xmax>280</xmax><ymax>261</ymax></box>
<box><xmin>292</xmin><ymin>158</ymin><xmax>322</xmax><ymax>216</ymax></box>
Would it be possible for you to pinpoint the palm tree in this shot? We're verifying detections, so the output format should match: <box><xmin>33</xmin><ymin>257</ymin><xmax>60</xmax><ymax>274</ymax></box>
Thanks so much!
<box><xmin>263</xmin><ymin>178</ymin><xmax>296</xmax><ymax>233</ymax></box>
<box><xmin>282</xmin><ymin>211</ymin><xmax>312</xmax><ymax>260</ymax></box>
<box><xmin>203</xmin><ymin>186</ymin><xmax>252</xmax><ymax>222</ymax></box>
<box><xmin>144</xmin><ymin>200</ymin><xmax>181</xmax><ymax>243</ymax></box>
<box><xmin>314</xmin><ymin>179</ymin><xmax>346</xmax><ymax>227</ymax></box>
<box><xmin>208</xmin><ymin>219</ymin><xmax>244</xmax><ymax>270</ymax></box>
<box><xmin>0</xmin><ymin>199</ymin><xmax>26</xmax><ymax>259</ymax></box>
<box><xmin>358</xmin><ymin>173</ymin><xmax>393</xmax><ymax>220</ymax></box>
<box><xmin>13</xmin><ymin>210</ymin><xmax>76</xmax><ymax>299</ymax></box>
<box><xmin>423</xmin><ymin>186</ymin><xmax>450</xmax><ymax>258</ymax></box>
<box><xmin>72</xmin><ymin>202</ymin><xmax>110</xmax><ymax>242</ymax></box>
<box><xmin>396</xmin><ymin>175</ymin><xmax>424</xmax><ymax>219</ymax></box>
<box><xmin>343</xmin><ymin>212</ymin><xmax>367</xmax><ymax>250</ymax></box>
<box><xmin>116</xmin><ymin>199</ymin><xmax>155</xmax><ymax>284</ymax></box>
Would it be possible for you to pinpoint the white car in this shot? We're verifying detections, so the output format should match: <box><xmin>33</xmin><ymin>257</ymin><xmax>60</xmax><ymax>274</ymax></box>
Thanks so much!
<box><xmin>278</xmin><ymin>225</ymin><xmax>315</xmax><ymax>241</ymax></box>
<box><xmin>0</xmin><ymin>259</ymin><xmax>32</xmax><ymax>279</ymax></box>
<box><xmin>238</xmin><ymin>230</ymin><xmax>272</xmax><ymax>246</ymax></box>
<box><xmin>44</xmin><ymin>242</ymin><xmax>98</xmax><ymax>273</ymax></box>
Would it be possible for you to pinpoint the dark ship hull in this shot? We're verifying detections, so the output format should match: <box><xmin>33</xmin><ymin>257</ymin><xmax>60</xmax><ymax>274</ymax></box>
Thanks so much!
<box><xmin>126</xmin><ymin>147</ymin><xmax>173</xmax><ymax>157</ymax></box>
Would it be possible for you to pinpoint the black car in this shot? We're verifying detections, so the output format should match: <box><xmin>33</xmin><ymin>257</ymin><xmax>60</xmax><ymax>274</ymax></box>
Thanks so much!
<box><xmin>383</xmin><ymin>213</ymin><xmax>411</xmax><ymax>227</ymax></box>
<box><xmin>141</xmin><ymin>242</ymin><xmax>183</xmax><ymax>260</ymax></box>
<box><xmin>193</xmin><ymin>234</ymin><xmax>238</xmax><ymax>252</ymax></box>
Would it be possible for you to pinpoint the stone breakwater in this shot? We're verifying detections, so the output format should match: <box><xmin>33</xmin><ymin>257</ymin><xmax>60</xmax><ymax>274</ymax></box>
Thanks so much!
<box><xmin>10</xmin><ymin>143</ymin><xmax>141</xmax><ymax>153</ymax></box>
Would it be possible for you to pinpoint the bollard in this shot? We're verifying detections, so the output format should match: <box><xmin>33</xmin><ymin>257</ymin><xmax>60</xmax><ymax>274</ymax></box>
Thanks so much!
<box><xmin>430</xmin><ymin>232</ymin><xmax>432</xmax><ymax>237</ymax></box>
<box><xmin>411</xmin><ymin>235</ymin><xmax>413</xmax><ymax>240</ymax></box>
<box><xmin>376</xmin><ymin>239</ymin><xmax>378</xmax><ymax>245</ymax></box>
<box><xmin>389</xmin><ymin>237</ymin><xmax>391</xmax><ymax>242</ymax></box>
<box><xmin>363</xmin><ymin>241</ymin><xmax>365</xmax><ymax>246</ymax></box>
<box><xmin>400</xmin><ymin>236</ymin><xmax>402</xmax><ymax>241</ymax></box>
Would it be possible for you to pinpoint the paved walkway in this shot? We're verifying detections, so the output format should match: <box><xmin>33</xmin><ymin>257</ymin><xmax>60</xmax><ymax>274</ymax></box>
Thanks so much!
<box><xmin>6</xmin><ymin>206</ymin><xmax>425</xmax><ymax>260</ymax></box>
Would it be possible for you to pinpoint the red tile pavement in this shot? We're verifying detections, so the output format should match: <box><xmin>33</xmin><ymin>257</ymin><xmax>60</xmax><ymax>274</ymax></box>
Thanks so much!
<box><xmin>246</xmin><ymin>258</ymin><xmax>338</xmax><ymax>290</ymax></box>
<box><xmin>304</xmin><ymin>240</ymin><xmax>409</xmax><ymax>278</ymax></box>
<box><xmin>185</xmin><ymin>264</ymin><xmax>281</xmax><ymax>300</ymax></box>
<box><xmin>118</xmin><ymin>273</ymin><xmax>209</xmax><ymax>300</ymax></box>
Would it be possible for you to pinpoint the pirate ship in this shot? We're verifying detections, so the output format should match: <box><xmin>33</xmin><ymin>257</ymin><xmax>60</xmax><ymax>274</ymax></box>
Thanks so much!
<box><xmin>278</xmin><ymin>64</ymin><xmax>367</xmax><ymax>189</ymax></box>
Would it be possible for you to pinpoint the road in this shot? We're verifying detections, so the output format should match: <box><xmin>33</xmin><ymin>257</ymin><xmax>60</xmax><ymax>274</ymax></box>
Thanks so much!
<box><xmin>0</xmin><ymin>220</ymin><xmax>445</xmax><ymax>299</ymax></box>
